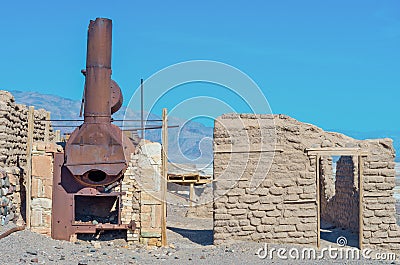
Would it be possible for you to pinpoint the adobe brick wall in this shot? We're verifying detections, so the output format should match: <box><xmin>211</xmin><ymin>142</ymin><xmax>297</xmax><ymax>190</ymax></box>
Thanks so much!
<box><xmin>213</xmin><ymin>114</ymin><xmax>400</xmax><ymax>252</ymax></box>
<box><xmin>320</xmin><ymin>156</ymin><xmax>359</xmax><ymax>233</ymax></box>
<box><xmin>0</xmin><ymin>90</ymin><xmax>54</xmax><ymax>227</ymax></box>
<box><xmin>0</xmin><ymin>90</ymin><xmax>53</xmax><ymax>169</ymax></box>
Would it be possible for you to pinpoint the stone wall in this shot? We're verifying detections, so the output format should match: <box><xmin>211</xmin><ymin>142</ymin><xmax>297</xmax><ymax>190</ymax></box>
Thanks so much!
<box><xmin>320</xmin><ymin>156</ymin><xmax>359</xmax><ymax>233</ymax></box>
<box><xmin>114</xmin><ymin>139</ymin><xmax>164</xmax><ymax>246</ymax></box>
<box><xmin>0</xmin><ymin>90</ymin><xmax>54</xmax><ymax>227</ymax></box>
<box><xmin>0</xmin><ymin>90</ymin><xmax>53</xmax><ymax>169</ymax></box>
<box><xmin>0</xmin><ymin>167</ymin><xmax>23</xmax><ymax>226</ymax></box>
<box><xmin>213</xmin><ymin>114</ymin><xmax>400</xmax><ymax>252</ymax></box>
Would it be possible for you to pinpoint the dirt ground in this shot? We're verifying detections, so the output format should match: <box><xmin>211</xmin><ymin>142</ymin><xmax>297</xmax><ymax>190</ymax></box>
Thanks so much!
<box><xmin>0</xmin><ymin>201</ymin><xmax>398</xmax><ymax>264</ymax></box>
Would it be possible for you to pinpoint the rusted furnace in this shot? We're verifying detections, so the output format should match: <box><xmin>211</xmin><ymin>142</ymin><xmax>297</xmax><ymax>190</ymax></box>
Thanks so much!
<box><xmin>52</xmin><ymin>18</ymin><xmax>135</xmax><ymax>241</ymax></box>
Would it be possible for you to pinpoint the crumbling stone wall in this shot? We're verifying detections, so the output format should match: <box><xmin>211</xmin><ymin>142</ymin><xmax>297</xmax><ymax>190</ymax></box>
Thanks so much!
<box><xmin>118</xmin><ymin>139</ymin><xmax>163</xmax><ymax>246</ymax></box>
<box><xmin>320</xmin><ymin>156</ymin><xmax>359</xmax><ymax>233</ymax></box>
<box><xmin>0</xmin><ymin>90</ymin><xmax>53</xmax><ymax>169</ymax></box>
<box><xmin>213</xmin><ymin>114</ymin><xmax>400</xmax><ymax>252</ymax></box>
<box><xmin>0</xmin><ymin>167</ymin><xmax>23</xmax><ymax>226</ymax></box>
<box><xmin>0</xmin><ymin>90</ymin><xmax>54</xmax><ymax>227</ymax></box>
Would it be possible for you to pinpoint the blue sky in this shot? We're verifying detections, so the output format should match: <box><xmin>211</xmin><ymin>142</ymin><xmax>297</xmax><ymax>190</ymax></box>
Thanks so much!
<box><xmin>0</xmin><ymin>0</ymin><xmax>399</xmax><ymax>131</ymax></box>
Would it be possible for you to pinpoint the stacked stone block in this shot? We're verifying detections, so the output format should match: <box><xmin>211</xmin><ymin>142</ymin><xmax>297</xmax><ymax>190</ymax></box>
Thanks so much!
<box><xmin>117</xmin><ymin>139</ymin><xmax>163</xmax><ymax>246</ymax></box>
<box><xmin>362</xmin><ymin>140</ymin><xmax>400</xmax><ymax>251</ymax></box>
<box><xmin>0</xmin><ymin>167</ymin><xmax>22</xmax><ymax>226</ymax></box>
<box><xmin>0</xmin><ymin>90</ymin><xmax>54</xmax><ymax>227</ymax></box>
<box><xmin>0</xmin><ymin>90</ymin><xmax>53</xmax><ymax>170</ymax></box>
<box><xmin>213</xmin><ymin>113</ymin><xmax>400</xmax><ymax>253</ymax></box>
<box><xmin>320</xmin><ymin>156</ymin><xmax>360</xmax><ymax>233</ymax></box>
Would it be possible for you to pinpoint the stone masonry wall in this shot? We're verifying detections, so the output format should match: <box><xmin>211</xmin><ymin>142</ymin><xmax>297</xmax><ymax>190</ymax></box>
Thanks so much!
<box><xmin>117</xmin><ymin>139</ymin><xmax>163</xmax><ymax>246</ymax></box>
<box><xmin>320</xmin><ymin>156</ymin><xmax>359</xmax><ymax>233</ymax></box>
<box><xmin>0</xmin><ymin>167</ymin><xmax>23</xmax><ymax>226</ymax></box>
<box><xmin>0</xmin><ymin>90</ymin><xmax>53</xmax><ymax>169</ymax></box>
<box><xmin>213</xmin><ymin>114</ymin><xmax>400</xmax><ymax>253</ymax></box>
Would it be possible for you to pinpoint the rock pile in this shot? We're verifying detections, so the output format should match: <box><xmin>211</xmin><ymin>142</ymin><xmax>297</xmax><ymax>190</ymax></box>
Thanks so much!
<box><xmin>0</xmin><ymin>168</ymin><xmax>22</xmax><ymax>225</ymax></box>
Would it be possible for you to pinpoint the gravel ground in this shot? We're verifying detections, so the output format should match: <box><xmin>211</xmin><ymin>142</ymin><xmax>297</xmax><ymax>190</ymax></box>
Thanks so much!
<box><xmin>0</xmin><ymin>201</ymin><xmax>398</xmax><ymax>265</ymax></box>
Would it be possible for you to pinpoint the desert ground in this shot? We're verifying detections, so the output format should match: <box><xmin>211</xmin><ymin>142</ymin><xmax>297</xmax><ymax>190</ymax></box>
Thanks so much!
<box><xmin>0</xmin><ymin>164</ymin><xmax>399</xmax><ymax>265</ymax></box>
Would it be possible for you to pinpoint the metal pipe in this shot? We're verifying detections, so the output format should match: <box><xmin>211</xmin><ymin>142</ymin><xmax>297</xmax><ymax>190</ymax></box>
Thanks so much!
<box><xmin>84</xmin><ymin>18</ymin><xmax>112</xmax><ymax>123</ymax></box>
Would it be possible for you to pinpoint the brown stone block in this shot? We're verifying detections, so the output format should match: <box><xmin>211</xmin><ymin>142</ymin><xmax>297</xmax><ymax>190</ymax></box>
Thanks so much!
<box><xmin>31</xmin><ymin>177</ymin><xmax>41</xmax><ymax>198</ymax></box>
<box><xmin>31</xmin><ymin>227</ymin><xmax>51</xmax><ymax>236</ymax></box>
<box><xmin>32</xmin><ymin>155</ymin><xmax>52</xmax><ymax>177</ymax></box>
<box><xmin>31</xmin><ymin>209</ymin><xmax>43</xmax><ymax>227</ymax></box>
<box><xmin>45</xmin><ymin>142</ymin><xmax>59</xmax><ymax>153</ymax></box>
<box><xmin>274</xmin><ymin>225</ymin><xmax>296</xmax><ymax>232</ymax></box>
<box><xmin>44</xmin><ymin>212</ymin><xmax>51</xmax><ymax>227</ymax></box>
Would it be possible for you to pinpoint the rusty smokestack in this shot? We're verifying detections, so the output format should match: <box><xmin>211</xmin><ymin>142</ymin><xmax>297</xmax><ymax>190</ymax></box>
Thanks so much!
<box><xmin>64</xmin><ymin>18</ymin><xmax>134</xmax><ymax>186</ymax></box>
<box><xmin>84</xmin><ymin>18</ymin><xmax>112</xmax><ymax>123</ymax></box>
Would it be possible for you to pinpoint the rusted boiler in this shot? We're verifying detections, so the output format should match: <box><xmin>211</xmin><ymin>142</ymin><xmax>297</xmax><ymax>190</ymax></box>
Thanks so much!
<box><xmin>52</xmin><ymin>18</ymin><xmax>135</xmax><ymax>241</ymax></box>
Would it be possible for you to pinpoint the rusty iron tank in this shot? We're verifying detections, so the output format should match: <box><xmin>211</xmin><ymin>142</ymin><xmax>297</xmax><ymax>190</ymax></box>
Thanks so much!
<box><xmin>52</xmin><ymin>18</ymin><xmax>135</xmax><ymax>241</ymax></box>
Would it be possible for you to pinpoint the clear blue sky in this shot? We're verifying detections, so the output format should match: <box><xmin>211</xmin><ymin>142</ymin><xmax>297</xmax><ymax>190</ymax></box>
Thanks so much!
<box><xmin>0</xmin><ymin>0</ymin><xmax>399</xmax><ymax>131</ymax></box>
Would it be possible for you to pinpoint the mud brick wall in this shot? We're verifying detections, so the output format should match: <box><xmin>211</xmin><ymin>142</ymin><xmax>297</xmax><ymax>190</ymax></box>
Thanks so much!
<box><xmin>117</xmin><ymin>139</ymin><xmax>163</xmax><ymax>246</ymax></box>
<box><xmin>0</xmin><ymin>90</ymin><xmax>54</xmax><ymax>227</ymax></box>
<box><xmin>320</xmin><ymin>156</ymin><xmax>360</xmax><ymax>233</ymax></box>
<box><xmin>213</xmin><ymin>113</ymin><xmax>400</xmax><ymax>253</ymax></box>
<box><xmin>362</xmin><ymin>141</ymin><xmax>400</xmax><ymax>251</ymax></box>
<box><xmin>0</xmin><ymin>90</ymin><xmax>53</xmax><ymax>170</ymax></box>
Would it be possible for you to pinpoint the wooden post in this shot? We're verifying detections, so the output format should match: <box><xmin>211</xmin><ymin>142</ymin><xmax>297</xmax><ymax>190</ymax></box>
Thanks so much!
<box><xmin>26</xmin><ymin>106</ymin><xmax>34</xmax><ymax>229</ymax></box>
<box><xmin>316</xmin><ymin>155</ymin><xmax>320</xmax><ymax>249</ymax></box>
<box><xmin>358</xmin><ymin>155</ymin><xmax>364</xmax><ymax>250</ymax></box>
<box><xmin>55</xmin><ymin>130</ymin><xmax>61</xmax><ymax>142</ymax></box>
<box><xmin>161</xmin><ymin>108</ymin><xmax>168</xmax><ymax>246</ymax></box>
<box><xmin>44</xmin><ymin>111</ymin><xmax>51</xmax><ymax>142</ymax></box>
<box><xmin>189</xmin><ymin>183</ymin><xmax>194</xmax><ymax>207</ymax></box>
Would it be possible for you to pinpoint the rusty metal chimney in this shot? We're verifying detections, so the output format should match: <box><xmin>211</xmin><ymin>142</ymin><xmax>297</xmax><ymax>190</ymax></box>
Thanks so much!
<box><xmin>64</xmin><ymin>18</ymin><xmax>134</xmax><ymax>186</ymax></box>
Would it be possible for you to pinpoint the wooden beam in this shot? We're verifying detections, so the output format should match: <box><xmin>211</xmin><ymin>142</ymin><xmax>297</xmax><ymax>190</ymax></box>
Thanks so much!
<box><xmin>26</xmin><ymin>106</ymin><xmax>34</xmax><ymax>229</ymax></box>
<box><xmin>44</xmin><ymin>111</ymin><xmax>51</xmax><ymax>142</ymax></box>
<box><xmin>316</xmin><ymin>155</ymin><xmax>320</xmax><ymax>249</ymax></box>
<box><xmin>189</xmin><ymin>183</ymin><xmax>194</xmax><ymax>207</ymax></box>
<box><xmin>358</xmin><ymin>155</ymin><xmax>364</xmax><ymax>250</ymax></box>
<box><xmin>161</xmin><ymin>108</ymin><xmax>168</xmax><ymax>247</ymax></box>
<box><xmin>214</xmin><ymin>149</ymin><xmax>284</xmax><ymax>154</ymax></box>
<box><xmin>55</xmin><ymin>130</ymin><xmax>61</xmax><ymax>142</ymax></box>
<box><xmin>306</xmin><ymin>147</ymin><xmax>368</xmax><ymax>156</ymax></box>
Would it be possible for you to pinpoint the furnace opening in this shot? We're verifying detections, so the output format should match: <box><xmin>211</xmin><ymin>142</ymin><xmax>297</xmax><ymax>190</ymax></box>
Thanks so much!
<box><xmin>74</xmin><ymin>195</ymin><xmax>119</xmax><ymax>224</ymax></box>
<box><xmin>87</xmin><ymin>170</ymin><xmax>107</xmax><ymax>182</ymax></box>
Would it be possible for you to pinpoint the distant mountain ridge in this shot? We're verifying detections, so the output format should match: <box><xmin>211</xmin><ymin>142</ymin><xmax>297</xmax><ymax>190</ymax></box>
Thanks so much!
<box><xmin>9</xmin><ymin>90</ymin><xmax>400</xmax><ymax>162</ymax></box>
<box><xmin>10</xmin><ymin>90</ymin><xmax>213</xmax><ymax>164</ymax></box>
